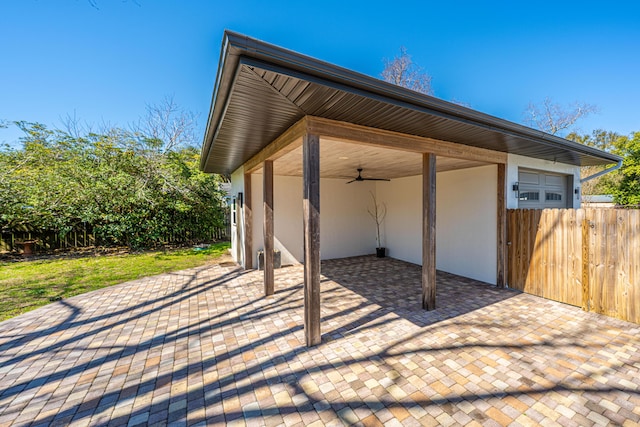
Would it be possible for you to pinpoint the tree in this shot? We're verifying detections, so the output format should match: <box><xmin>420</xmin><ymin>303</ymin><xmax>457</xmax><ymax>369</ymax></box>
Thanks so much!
<box><xmin>608</xmin><ymin>132</ymin><xmax>640</xmax><ymax>206</ymax></box>
<box><xmin>566</xmin><ymin>130</ymin><xmax>627</xmax><ymax>196</ymax></box>
<box><xmin>450</xmin><ymin>98</ymin><xmax>471</xmax><ymax>108</ymax></box>
<box><xmin>137</xmin><ymin>96</ymin><xmax>197</xmax><ymax>153</ymax></box>
<box><xmin>566</xmin><ymin>129</ymin><xmax>622</xmax><ymax>151</ymax></box>
<box><xmin>86</xmin><ymin>0</ymin><xmax>139</xmax><ymax>9</ymax></box>
<box><xmin>566</xmin><ymin>129</ymin><xmax>640</xmax><ymax>206</ymax></box>
<box><xmin>0</xmin><ymin>118</ymin><xmax>227</xmax><ymax>248</ymax></box>
<box><xmin>524</xmin><ymin>97</ymin><xmax>598</xmax><ymax>135</ymax></box>
<box><xmin>381</xmin><ymin>47</ymin><xmax>433</xmax><ymax>95</ymax></box>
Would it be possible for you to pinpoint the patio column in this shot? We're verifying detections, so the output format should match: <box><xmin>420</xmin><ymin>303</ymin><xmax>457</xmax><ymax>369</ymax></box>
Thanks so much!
<box><xmin>303</xmin><ymin>133</ymin><xmax>321</xmax><ymax>346</ymax></box>
<box><xmin>243</xmin><ymin>172</ymin><xmax>253</xmax><ymax>269</ymax></box>
<box><xmin>496</xmin><ymin>163</ymin><xmax>506</xmax><ymax>288</ymax></box>
<box><xmin>263</xmin><ymin>160</ymin><xmax>274</xmax><ymax>296</ymax></box>
<box><xmin>422</xmin><ymin>153</ymin><xmax>436</xmax><ymax>310</ymax></box>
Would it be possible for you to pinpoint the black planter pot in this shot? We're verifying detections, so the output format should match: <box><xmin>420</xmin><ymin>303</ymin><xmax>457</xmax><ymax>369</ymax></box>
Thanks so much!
<box><xmin>376</xmin><ymin>247</ymin><xmax>386</xmax><ymax>258</ymax></box>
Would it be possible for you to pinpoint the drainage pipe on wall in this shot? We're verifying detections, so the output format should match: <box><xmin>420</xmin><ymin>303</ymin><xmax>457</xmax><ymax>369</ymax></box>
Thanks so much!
<box><xmin>580</xmin><ymin>160</ymin><xmax>623</xmax><ymax>183</ymax></box>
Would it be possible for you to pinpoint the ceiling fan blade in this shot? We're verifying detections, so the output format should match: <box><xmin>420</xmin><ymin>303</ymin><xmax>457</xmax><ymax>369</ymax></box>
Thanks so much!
<box><xmin>363</xmin><ymin>177</ymin><xmax>391</xmax><ymax>181</ymax></box>
<box><xmin>345</xmin><ymin>178</ymin><xmax>357</xmax><ymax>184</ymax></box>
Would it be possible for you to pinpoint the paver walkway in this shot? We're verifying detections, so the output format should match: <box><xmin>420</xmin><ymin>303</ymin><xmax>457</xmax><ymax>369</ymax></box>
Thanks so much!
<box><xmin>0</xmin><ymin>256</ymin><xmax>639</xmax><ymax>426</ymax></box>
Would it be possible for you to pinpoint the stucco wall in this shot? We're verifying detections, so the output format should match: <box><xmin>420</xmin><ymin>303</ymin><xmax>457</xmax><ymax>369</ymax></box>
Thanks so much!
<box><xmin>229</xmin><ymin>167</ymin><xmax>245</xmax><ymax>265</ymax></box>
<box><xmin>373</xmin><ymin>178</ymin><xmax>419</xmax><ymax>264</ymax></box>
<box><xmin>376</xmin><ymin>165</ymin><xmax>498</xmax><ymax>284</ymax></box>
<box><xmin>436</xmin><ymin>165</ymin><xmax>497</xmax><ymax>284</ymax></box>
<box><xmin>506</xmin><ymin>153</ymin><xmax>581</xmax><ymax>209</ymax></box>
<box><xmin>248</xmin><ymin>174</ymin><xmax>376</xmax><ymax>265</ymax></box>
<box><xmin>251</xmin><ymin>174</ymin><xmax>302</xmax><ymax>266</ymax></box>
<box><xmin>320</xmin><ymin>179</ymin><xmax>376</xmax><ymax>259</ymax></box>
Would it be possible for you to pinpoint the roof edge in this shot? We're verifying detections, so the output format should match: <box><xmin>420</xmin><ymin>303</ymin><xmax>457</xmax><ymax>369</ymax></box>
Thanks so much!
<box><xmin>201</xmin><ymin>31</ymin><xmax>621</xmax><ymax>171</ymax></box>
<box><xmin>200</xmin><ymin>31</ymin><xmax>241</xmax><ymax>171</ymax></box>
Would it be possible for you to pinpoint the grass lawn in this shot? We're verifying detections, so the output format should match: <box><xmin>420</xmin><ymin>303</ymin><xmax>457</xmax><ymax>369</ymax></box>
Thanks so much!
<box><xmin>0</xmin><ymin>241</ymin><xmax>231</xmax><ymax>321</ymax></box>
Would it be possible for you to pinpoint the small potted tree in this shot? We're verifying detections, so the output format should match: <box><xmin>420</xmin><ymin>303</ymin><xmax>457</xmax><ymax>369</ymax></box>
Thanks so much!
<box><xmin>367</xmin><ymin>191</ymin><xmax>387</xmax><ymax>258</ymax></box>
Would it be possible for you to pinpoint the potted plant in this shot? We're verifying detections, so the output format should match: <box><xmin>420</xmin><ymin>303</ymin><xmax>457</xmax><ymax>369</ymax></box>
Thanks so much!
<box><xmin>367</xmin><ymin>191</ymin><xmax>387</xmax><ymax>258</ymax></box>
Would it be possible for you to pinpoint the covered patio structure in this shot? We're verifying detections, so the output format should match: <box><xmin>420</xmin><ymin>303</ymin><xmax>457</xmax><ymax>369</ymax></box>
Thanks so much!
<box><xmin>200</xmin><ymin>31</ymin><xmax>620</xmax><ymax>347</ymax></box>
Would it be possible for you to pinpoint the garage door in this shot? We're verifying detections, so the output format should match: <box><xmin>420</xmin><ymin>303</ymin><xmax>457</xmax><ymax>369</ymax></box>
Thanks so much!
<box><xmin>518</xmin><ymin>169</ymin><xmax>569</xmax><ymax>208</ymax></box>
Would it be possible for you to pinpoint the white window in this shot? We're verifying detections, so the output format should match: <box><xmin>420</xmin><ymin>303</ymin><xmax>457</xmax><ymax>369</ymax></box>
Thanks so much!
<box><xmin>545</xmin><ymin>192</ymin><xmax>563</xmax><ymax>201</ymax></box>
<box><xmin>519</xmin><ymin>191</ymin><xmax>540</xmax><ymax>201</ymax></box>
<box><xmin>518</xmin><ymin>169</ymin><xmax>569</xmax><ymax>208</ymax></box>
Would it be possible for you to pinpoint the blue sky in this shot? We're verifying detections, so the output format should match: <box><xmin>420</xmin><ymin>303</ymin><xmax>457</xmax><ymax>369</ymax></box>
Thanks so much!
<box><xmin>1</xmin><ymin>0</ymin><xmax>638</xmax><ymax>147</ymax></box>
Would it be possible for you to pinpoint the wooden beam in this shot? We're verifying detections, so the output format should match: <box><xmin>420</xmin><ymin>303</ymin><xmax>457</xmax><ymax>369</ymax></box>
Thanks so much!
<box><xmin>496</xmin><ymin>163</ymin><xmax>506</xmax><ymax>288</ymax></box>
<box><xmin>422</xmin><ymin>153</ymin><xmax>436</xmax><ymax>310</ymax></box>
<box><xmin>244</xmin><ymin>117</ymin><xmax>307</xmax><ymax>173</ymax></box>
<box><xmin>303</xmin><ymin>133</ymin><xmax>321</xmax><ymax>346</ymax></box>
<box><xmin>307</xmin><ymin>116</ymin><xmax>507</xmax><ymax>165</ymax></box>
<box><xmin>243</xmin><ymin>172</ymin><xmax>253</xmax><ymax>270</ymax></box>
<box><xmin>263</xmin><ymin>160</ymin><xmax>274</xmax><ymax>296</ymax></box>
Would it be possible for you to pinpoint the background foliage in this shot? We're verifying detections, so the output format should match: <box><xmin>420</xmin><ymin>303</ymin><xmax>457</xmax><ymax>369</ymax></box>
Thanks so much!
<box><xmin>566</xmin><ymin>130</ymin><xmax>640</xmax><ymax>206</ymax></box>
<box><xmin>609</xmin><ymin>132</ymin><xmax>640</xmax><ymax>206</ymax></box>
<box><xmin>0</xmin><ymin>114</ymin><xmax>227</xmax><ymax>249</ymax></box>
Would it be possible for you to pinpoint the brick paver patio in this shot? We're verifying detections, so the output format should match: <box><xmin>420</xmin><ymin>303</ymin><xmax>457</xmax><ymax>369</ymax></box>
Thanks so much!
<box><xmin>1</xmin><ymin>255</ymin><xmax>639</xmax><ymax>426</ymax></box>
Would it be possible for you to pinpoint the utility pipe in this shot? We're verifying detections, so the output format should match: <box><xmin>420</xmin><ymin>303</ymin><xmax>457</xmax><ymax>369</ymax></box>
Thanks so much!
<box><xmin>580</xmin><ymin>160</ymin><xmax>623</xmax><ymax>183</ymax></box>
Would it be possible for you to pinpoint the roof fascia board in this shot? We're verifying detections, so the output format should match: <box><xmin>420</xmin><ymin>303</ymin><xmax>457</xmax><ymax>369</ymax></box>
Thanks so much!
<box><xmin>200</xmin><ymin>32</ymin><xmax>243</xmax><ymax>170</ymax></box>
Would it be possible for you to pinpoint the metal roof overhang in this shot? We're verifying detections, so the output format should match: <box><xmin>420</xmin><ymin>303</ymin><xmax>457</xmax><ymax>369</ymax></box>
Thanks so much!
<box><xmin>201</xmin><ymin>31</ymin><xmax>620</xmax><ymax>175</ymax></box>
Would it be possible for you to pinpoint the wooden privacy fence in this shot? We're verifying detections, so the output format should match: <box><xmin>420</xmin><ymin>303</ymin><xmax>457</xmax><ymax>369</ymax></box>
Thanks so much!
<box><xmin>507</xmin><ymin>208</ymin><xmax>640</xmax><ymax>324</ymax></box>
<box><xmin>1</xmin><ymin>223</ymin><xmax>230</xmax><ymax>253</ymax></box>
<box><xmin>1</xmin><ymin>228</ymin><xmax>94</xmax><ymax>253</ymax></box>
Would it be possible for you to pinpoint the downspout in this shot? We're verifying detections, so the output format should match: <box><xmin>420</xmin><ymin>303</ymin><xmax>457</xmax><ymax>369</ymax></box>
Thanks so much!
<box><xmin>580</xmin><ymin>159</ymin><xmax>623</xmax><ymax>183</ymax></box>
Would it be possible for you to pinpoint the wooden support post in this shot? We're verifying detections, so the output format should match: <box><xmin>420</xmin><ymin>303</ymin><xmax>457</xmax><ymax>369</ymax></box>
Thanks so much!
<box><xmin>263</xmin><ymin>160</ymin><xmax>274</xmax><ymax>296</ymax></box>
<box><xmin>496</xmin><ymin>163</ymin><xmax>507</xmax><ymax>288</ymax></box>
<box><xmin>243</xmin><ymin>173</ymin><xmax>253</xmax><ymax>269</ymax></box>
<box><xmin>422</xmin><ymin>153</ymin><xmax>436</xmax><ymax>310</ymax></box>
<box><xmin>303</xmin><ymin>133</ymin><xmax>321</xmax><ymax>346</ymax></box>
